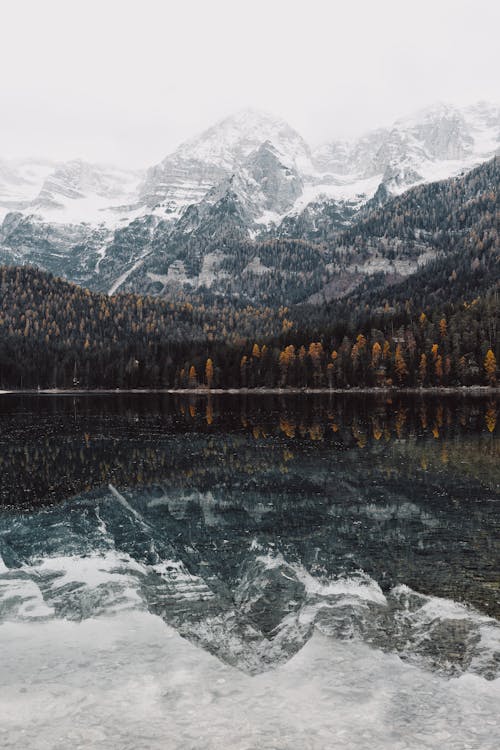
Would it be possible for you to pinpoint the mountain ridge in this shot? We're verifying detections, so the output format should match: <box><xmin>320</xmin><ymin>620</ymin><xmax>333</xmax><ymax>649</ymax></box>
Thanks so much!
<box><xmin>0</xmin><ymin>101</ymin><xmax>498</xmax><ymax>300</ymax></box>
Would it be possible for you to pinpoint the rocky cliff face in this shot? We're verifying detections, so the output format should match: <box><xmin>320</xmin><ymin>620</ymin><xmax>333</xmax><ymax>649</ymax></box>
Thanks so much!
<box><xmin>0</xmin><ymin>211</ymin><xmax>111</xmax><ymax>285</ymax></box>
<box><xmin>138</xmin><ymin>108</ymin><xmax>313</xmax><ymax>213</ymax></box>
<box><xmin>0</xmin><ymin>102</ymin><xmax>498</xmax><ymax>299</ymax></box>
<box><xmin>312</xmin><ymin>102</ymin><xmax>499</xmax><ymax>186</ymax></box>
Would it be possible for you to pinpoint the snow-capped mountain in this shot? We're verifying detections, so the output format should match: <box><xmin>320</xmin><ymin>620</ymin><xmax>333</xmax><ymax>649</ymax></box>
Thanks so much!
<box><xmin>134</xmin><ymin>100</ymin><xmax>498</xmax><ymax>232</ymax></box>
<box><xmin>0</xmin><ymin>101</ymin><xmax>498</xmax><ymax>297</ymax></box>
<box><xmin>138</xmin><ymin>108</ymin><xmax>314</xmax><ymax>216</ymax></box>
<box><xmin>0</xmin><ymin>158</ymin><xmax>143</xmax><ymax>226</ymax></box>
<box><xmin>313</xmin><ymin>101</ymin><xmax>499</xmax><ymax>194</ymax></box>
<box><xmin>32</xmin><ymin>159</ymin><xmax>143</xmax><ymax>221</ymax></box>
<box><xmin>0</xmin><ymin>158</ymin><xmax>57</xmax><ymax>207</ymax></box>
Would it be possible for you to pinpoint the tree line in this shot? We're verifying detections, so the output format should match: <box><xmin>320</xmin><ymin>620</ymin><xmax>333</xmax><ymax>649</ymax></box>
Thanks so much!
<box><xmin>0</xmin><ymin>265</ymin><xmax>497</xmax><ymax>390</ymax></box>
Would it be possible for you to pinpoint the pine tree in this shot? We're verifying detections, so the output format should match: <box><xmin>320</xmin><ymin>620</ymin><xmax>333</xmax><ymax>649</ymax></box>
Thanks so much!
<box><xmin>418</xmin><ymin>353</ymin><xmax>427</xmax><ymax>385</ymax></box>
<box><xmin>394</xmin><ymin>345</ymin><xmax>408</xmax><ymax>383</ymax></box>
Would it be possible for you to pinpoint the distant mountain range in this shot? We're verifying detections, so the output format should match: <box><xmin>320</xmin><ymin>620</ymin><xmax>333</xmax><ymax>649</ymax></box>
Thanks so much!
<box><xmin>0</xmin><ymin>101</ymin><xmax>498</xmax><ymax>302</ymax></box>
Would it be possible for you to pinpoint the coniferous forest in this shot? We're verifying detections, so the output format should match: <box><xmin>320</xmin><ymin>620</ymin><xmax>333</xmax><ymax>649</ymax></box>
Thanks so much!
<box><xmin>0</xmin><ymin>263</ymin><xmax>497</xmax><ymax>390</ymax></box>
<box><xmin>0</xmin><ymin>158</ymin><xmax>498</xmax><ymax>391</ymax></box>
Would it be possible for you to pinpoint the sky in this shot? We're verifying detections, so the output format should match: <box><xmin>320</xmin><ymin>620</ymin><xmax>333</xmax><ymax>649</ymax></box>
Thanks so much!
<box><xmin>1</xmin><ymin>0</ymin><xmax>498</xmax><ymax>167</ymax></box>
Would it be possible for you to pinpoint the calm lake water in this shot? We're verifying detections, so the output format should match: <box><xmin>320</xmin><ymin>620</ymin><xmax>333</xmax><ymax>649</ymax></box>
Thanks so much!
<box><xmin>0</xmin><ymin>393</ymin><xmax>499</xmax><ymax>749</ymax></box>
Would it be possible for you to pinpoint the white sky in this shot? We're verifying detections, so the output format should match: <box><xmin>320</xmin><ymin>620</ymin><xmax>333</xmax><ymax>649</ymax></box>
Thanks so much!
<box><xmin>1</xmin><ymin>0</ymin><xmax>498</xmax><ymax>167</ymax></box>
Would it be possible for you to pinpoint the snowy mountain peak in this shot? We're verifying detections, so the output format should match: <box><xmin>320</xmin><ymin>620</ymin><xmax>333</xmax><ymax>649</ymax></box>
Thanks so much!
<box><xmin>174</xmin><ymin>108</ymin><xmax>311</xmax><ymax>169</ymax></box>
<box><xmin>37</xmin><ymin>160</ymin><xmax>133</xmax><ymax>203</ymax></box>
<box><xmin>139</xmin><ymin>108</ymin><xmax>313</xmax><ymax>210</ymax></box>
<box><xmin>27</xmin><ymin>160</ymin><xmax>143</xmax><ymax>225</ymax></box>
<box><xmin>396</xmin><ymin>100</ymin><xmax>462</xmax><ymax>124</ymax></box>
<box><xmin>313</xmin><ymin>100</ymin><xmax>499</xmax><ymax>190</ymax></box>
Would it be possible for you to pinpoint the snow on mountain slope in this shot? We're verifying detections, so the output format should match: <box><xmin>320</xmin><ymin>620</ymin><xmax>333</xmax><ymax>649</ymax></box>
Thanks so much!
<box><xmin>1</xmin><ymin>101</ymin><xmax>497</xmax><ymax>230</ymax></box>
<box><xmin>138</xmin><ymin>108</ymin><xmax>314</xmax><ymax>213</ymax></box>
<box><xmin>0</xmin><ymin>158</ymin><xmax>143</xmax><ymax>227</ymax></box>
<box><xmin>30</xmin><ymin>159</ymin><xmax>144</xmax><ymax>225</ymax></box>
<box><xmin>312</xmin><ymin>101</ymin><xmax>499</xmax><ymax>197</ymax></box>
<box><xmin>177</xmin><ymin>108</ymin><xmax>313</xmax><ymax>171</ymax></box>
<box><xmin>0</xmin><ymin>101</ymin><xmax>498</xmax><ymax>297</ymax></box>
<box><xmin>0</xmin><ymin>158</ymin><xmax>57</xmax><ymax>214</ymax></box>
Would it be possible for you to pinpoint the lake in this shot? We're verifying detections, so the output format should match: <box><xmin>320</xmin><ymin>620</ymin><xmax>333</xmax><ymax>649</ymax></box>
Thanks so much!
<box><xmin>0</xmin><ymin>392</ymin><xmax>499</xmax><ymax>749</ymax></box>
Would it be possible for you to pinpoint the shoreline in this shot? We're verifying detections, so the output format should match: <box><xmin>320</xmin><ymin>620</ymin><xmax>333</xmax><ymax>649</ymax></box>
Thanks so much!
<box><xmin>0</xmin><ymin>386</ymin><xmax>498</xmax><ymax>396</ymax></box>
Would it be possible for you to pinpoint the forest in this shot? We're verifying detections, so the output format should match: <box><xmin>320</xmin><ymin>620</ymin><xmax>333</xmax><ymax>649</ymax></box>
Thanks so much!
<box><xmin>0</xmin><ymin>264</ymin><xmax>497</xmax><ymax>390</ymax></box>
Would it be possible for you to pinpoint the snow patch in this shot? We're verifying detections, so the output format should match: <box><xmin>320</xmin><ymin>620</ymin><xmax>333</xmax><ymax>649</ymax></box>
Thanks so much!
<box><xmin>243</xmin><ymin>256</ymin><xmax>270</xmax><ymax>276</ymax></box>
<box><xmin>1</xmin><ymin>611</ymin><xmax>499</xmax><ymax>750</ymax></box>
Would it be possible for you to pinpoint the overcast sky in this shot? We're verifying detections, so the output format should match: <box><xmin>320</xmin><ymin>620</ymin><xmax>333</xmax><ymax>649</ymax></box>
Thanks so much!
<box><xmin>1</xmin><ymin>0</ymin><xmax>498</xmax><ymax>167</ymax></box>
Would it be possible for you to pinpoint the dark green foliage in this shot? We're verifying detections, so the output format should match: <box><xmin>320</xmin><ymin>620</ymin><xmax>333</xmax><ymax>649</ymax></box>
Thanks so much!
<box><xmin>0</xmin><ymin>262</ymin><xmax>497</xmax><ymax>389</ymax></box>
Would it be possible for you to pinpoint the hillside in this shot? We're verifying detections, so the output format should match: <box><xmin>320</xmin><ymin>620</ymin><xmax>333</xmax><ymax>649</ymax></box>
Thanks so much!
<box><xmin>0</xmin><ymin>259</ymin><xmax>497</xmax><ymax>390</ymax></box>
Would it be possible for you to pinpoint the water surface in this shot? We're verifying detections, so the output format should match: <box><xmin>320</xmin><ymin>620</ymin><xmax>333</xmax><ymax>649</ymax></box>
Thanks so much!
<box><xmin>0</xmin><ymin>393</ymin><xmax>499</xmax><ymax>748</ymax></box>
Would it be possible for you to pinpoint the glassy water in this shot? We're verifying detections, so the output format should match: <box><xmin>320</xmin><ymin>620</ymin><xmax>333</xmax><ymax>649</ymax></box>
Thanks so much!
<box><xmin>0</xmin><ymin>393</ymin><xmax>499</xmax><ymax>749</ymax></box>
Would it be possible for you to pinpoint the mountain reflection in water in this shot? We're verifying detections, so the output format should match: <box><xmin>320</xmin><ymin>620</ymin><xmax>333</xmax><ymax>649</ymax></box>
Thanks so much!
<box><xmin>0</xmin><ymin>392</ymin><xmax>498</xmax><ymax>662</ymax></box>
<box><xmin>0</xmin><ymin>392</ymin><xmax>499</xmax><ymax>749</ymax></box>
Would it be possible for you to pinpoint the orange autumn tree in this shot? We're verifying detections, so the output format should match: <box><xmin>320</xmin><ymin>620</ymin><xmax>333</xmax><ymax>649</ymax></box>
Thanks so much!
<box><xmin>278</xmin><ymin>345</ymin><xmax>295</xmax><ymax>386</ymax></box>
<box><xmin>484</xmin><ymin>349</ymin><xmax>497</xmax><ymax>385</ymax></box>
<box><xmin>205</xmin><ymin>358</ymin><xmax>214</xmax><ymax>388</ymax></box>
<box><xmin>188</xmin><ymin>365</ymin><xmax>197</xmax><ymax>388</ymax></box>
<box><xmin>371</xmin><ymin>341</ymin><xmax>382</xmax><ymax>368</ymax></box>
<box><xmin>328</xmin><ymin>350</ymin><xmax>338</xmax><ymax>388</ymax></box>
<box><xmin>308</xmin><ymin>342</ymin><xmax>324</xmax><ymax>384</ymax></box>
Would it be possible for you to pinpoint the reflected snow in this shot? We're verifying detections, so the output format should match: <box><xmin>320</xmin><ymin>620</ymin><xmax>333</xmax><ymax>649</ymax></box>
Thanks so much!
<box><xmin>2</xmin><ymin>612</ymin><xmax>500</xmax><ymax>750</ymax></box>
<box><xmin>0</xmin><ymin>393</ymin><xmax>498</xmax><ymax>748</ymax></box>
<box><xmin>1</xmin><ymin>482</ymin><xmax>499</xmax><ymax>680</ymax></box>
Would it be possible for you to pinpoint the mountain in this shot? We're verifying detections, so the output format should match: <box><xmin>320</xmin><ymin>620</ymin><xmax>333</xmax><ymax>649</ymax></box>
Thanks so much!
<box><xmin>2</xmin><ymin>480</ymin><xmax>500</xmax><ymax>677</ymax></box>
<box><xmin>0</xmin><ymin>158</ymin><xmax>57</xmax><ymax>210</ymax></box>
<box><xmin>31</xmin><ymin>159</ymin><xmax>142</xmax><ymax>223</ymax></box>
<box><xmin>0</xmin><ymin>102</ymin><xmax>498</xmax><ymax>298</ymax></box>
<box><xmin>0</xmin><ymin>211</ymin><xmax>111</xmax><ymax>285</ymax></box>
<box><xmin>313</xmin><ymin>101</ymin><xmax>499</xmax><ymax>191</ymax></box>
<box><xmin>0</xmin><ymin>162</ymin><xmax>497</xmax><ymax>391</ymax></box>
<box><xmin>138</xmin><ymin>108</ymin><xmax>314</xmax><ymax>216</ymax></box>
<box><xmin>303</xmin><ymin>155</ymin><xmax>499</xmax><ymax>303</ymax></box>
<box><xmin>105</xmin><ymin>155</ymin><xmax>499</xmax><ymax>303</ymax></box>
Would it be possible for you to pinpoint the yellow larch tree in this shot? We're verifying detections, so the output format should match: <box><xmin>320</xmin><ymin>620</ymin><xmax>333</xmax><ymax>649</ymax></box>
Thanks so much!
<box><xmin>205</xmin><ymin>358</ymin><xmax>214</xmax><ymax>388</ymax></box>
<box><xmin>484</xmin><ymin>349</ymin><xmax>497</xmax><ymax>385</ymax></box>
<box><xmin>371</xmin><ymin>341</ymin><xmax>382</xmax><ymax>369</ymax></box>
